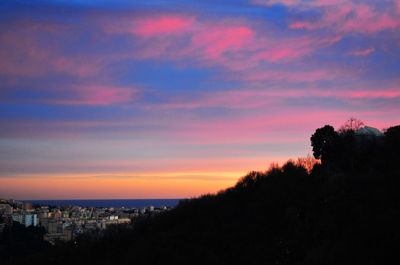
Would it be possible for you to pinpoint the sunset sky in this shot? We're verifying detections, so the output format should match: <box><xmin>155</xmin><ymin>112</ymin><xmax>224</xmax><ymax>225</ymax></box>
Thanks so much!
<box><xmin>1</xmin><ymin>0</ymin><xmax>400</xmax><ymax>199</ymax></box>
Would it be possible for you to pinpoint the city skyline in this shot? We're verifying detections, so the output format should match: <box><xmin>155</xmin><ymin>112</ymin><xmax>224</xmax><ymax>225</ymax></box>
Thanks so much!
<box><xmin>1</xmin><ymin>0</ymin><xmax>400</xmax><ymax>199</ymax></box>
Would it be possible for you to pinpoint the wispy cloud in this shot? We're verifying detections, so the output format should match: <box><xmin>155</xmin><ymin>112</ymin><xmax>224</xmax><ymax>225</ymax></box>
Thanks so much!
<box><xmin>42</xmin><ymin>85</ymin><xmax>139</xmax><ymax>106</ymax></box>
<box><xmin>348</xmin><ymin>47</ymin><xmax>375</xmax><ymax>56</ymax></box>
<box><xmin>104</xmin><ymin>14</ymin><xmax>345</xmax><ymax>82</ymax></box>
<box><xmin>271</xmin><ymin>0</ymin><xmax>400</xmax><ymax>34</ymax></box>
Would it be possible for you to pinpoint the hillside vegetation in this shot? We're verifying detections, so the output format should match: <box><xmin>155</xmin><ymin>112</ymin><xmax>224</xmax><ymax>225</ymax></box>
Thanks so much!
<box><xmin>6</xmin><ymin>123</ymin><xmax>400</xmax><ymax>265</ymax></box>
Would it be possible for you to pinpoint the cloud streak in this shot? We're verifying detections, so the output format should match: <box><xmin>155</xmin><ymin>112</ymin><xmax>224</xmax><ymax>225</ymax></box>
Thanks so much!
<box><xmin>43</xmin><ymin>85</ymin><xmax>139</xmax><ymax>105</ymax></box>
<box><xmin>104</xmin><ymin>14</ymin><xmax>343</xmax><ymax>80</ymax></box>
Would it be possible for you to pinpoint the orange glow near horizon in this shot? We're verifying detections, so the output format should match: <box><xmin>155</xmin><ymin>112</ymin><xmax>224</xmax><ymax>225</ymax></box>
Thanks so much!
<box><xmin>0</xmin><ymin>158</ymin><xmax>290</xmax><ymax>200</ymax></box>
<box><xmin>0</xmin><ymin>173</ymin><xmax>238</xmax><ymax>200</ymax></box>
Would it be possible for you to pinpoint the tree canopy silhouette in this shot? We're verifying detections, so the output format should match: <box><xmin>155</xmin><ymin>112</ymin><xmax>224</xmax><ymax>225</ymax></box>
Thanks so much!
<box><xmin>338</xmin><ymin>117</ymin><xmax>364</xmax><ymax>133</ymax></box>
<box><xmin>310</xmin><ymin>125</ymin><xmax>338</xmax><ymax>164</ymax></box>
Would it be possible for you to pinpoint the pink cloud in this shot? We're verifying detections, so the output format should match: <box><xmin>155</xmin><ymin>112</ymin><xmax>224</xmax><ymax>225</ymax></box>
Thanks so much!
<box><xmin>191</xmin><ymin>25</ymin><xmax>254</xmax><ymax>59</ymax></box>
<box><xmin>253</xmin><ymin>47</ymin><xmax>310</xmax><ymax>62</ymax></box>
<box><xmin>51</xmin><ymin>57</ymin><xmax>105</xmax><ymax>77</ymax></box>
<box><xmin>129</xmin><ymin>16</ymin><xmax>195</xmax><ymax>37</ymax></box>
<box><xmin>1</xmin><ymin>14</ymin><xmax>346</xmax><ymax>84</ymax></box>
<box><xmin>127</xmin><ymin>17</ymin><xmax>257</xmax><ymax>62</ymax></box>
<box><xmin>312</xmin><ymin>0</ymin><xmax>348</xmax><ymax>7</ymax></box>
<box><xmin>106</xmin><ymin>16</ymin><xmax>261</xmax><ymax>70</ymax></box>
<box><xmin>44</xmin><ymin>85</ymin><xmax>138</xmax><ymax>105</ymax></box>
<box><xmin>344</xmin><ymin>89</ymin><xmax>400</xmax><ymax>99</ymax></box>
<box><xmin>289</xmin><ymin>22</ymin><xmax>314</xmax><ymax>30</ymax></box>
<box><xmin>251</xmin><ymin>0</ymin><xmax>301</xmax><ymax>7</ymax></box>
<box><xmin>111</xmin><ymin>15</ymin><xmax>343</xmax><ymax>81</ymax></box>
<box><xmin>242</xmin><ymin>70</ymin><xmax>337</xmax><ymax>82</ymax></box>
<box><xmin>73</xmin><ymin>85</ymin><xmax>137</xmax><ymax>105</ymax></box>
<box><xmin>0</xmin><ymin>33</ymin><xmax>51</xmax><ymax>76</ymax></box>
<box><xmin>287</xmin><ymin>1</ymin><xmax>400</xmax><ymax>34</ymax></box>
<box><xmin>339</xmin><ymin>5</ymin><xmax>400</xmax><ymax>34</ymax></box>
<box><xmin>252</xmin><ymin>0</ymin><xmax>349</xmax><ymax>8</ymax></box>
<box><xmin>0</xmin><ymin>23</ymin><xmax>105</xmax><ymax>78</ymax></box>
<box><xmin>251</xmin><ymin>35</ymin><xmax>341</xmax><ymax>63</ymax></box>
<box><xmin>145</xmin><ymin>87</ymin><xmax>400</xmax><ymax>113</ymax></box>
<box><xmin>349</xmin><ymin>47</ymin><xmax>375</xmax><ymax>56</ymax></box>
<box><xmin>2</xmin><ymin>8</ymin><xmax>393</xmax><ymax>89</ymax></box>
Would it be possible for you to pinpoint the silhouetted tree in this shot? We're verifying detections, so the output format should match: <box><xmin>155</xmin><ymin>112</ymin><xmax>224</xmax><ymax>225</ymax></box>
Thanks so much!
<box><xmin>236</xmin><ymin>171</ymin><xmax>261</xmax><ymax>189</ymax></box>
<box><xmin>384</xmin><ymin>125</ymin><xmax>400</xmax><ymax>166</ymax></box>
<box><xmin>338</xmin><ymin>117</ymin><xmax>364</xmax><ymax>133</ymax></box>
<box><xmin>310</xmin><ymin>125</ymin><xmax>338</xmax><ymax>166</ymax></box>
<box><xmin>337</xmin><ymin>129</ymin><xmax>357</xmax><ymax>170</ymax></box>
<box><xmin>297</xmin><ymin>155</ymin><xmax>320</xmax><ymax>174</ymax></box>
<box><xmin>384</xmin><ymin>125</ymin><xmax>400</xmax><ymax>145</ymax></box>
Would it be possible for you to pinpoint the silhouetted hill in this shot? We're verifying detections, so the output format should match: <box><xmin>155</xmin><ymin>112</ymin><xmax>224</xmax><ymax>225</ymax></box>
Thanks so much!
<box><xmin>4</xmin><ymin>124</ymin><xmax>400</xmax><ymax>265</ymax></box>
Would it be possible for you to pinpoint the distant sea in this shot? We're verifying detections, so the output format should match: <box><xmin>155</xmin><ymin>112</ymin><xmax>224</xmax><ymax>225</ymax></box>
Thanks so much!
<box><xmin>22</xmin><ymin>199</ymin><xmax>182</xmax><ymax>209</ymax></box>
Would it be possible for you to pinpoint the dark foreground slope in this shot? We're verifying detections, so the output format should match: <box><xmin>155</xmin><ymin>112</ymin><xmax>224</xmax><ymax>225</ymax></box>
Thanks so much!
<box><xmin>5</xmin><ymin>125</ymin><xmax>400</xmax><ymax>265</ymax></box>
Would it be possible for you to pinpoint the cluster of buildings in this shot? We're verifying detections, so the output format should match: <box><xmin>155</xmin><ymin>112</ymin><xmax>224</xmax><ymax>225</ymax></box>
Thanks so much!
<box><xmin>0</xmin><ymin>199</ymin><xmax>170</xmax><ymax>244</ymax></box>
